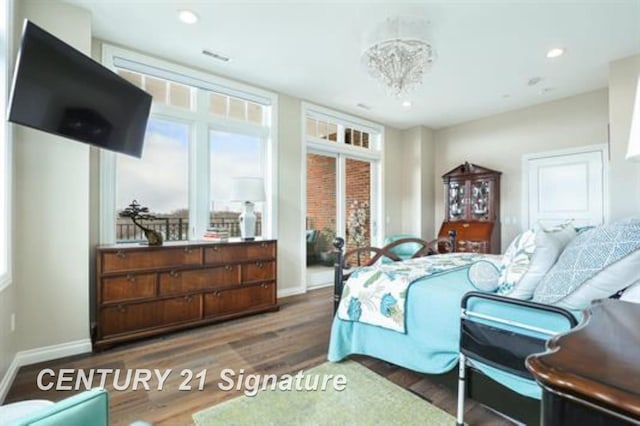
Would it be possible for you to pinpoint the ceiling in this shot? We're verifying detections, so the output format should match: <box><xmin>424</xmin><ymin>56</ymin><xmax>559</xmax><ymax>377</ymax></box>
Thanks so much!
<box><xmin>63</xmin><ymin>0</ymin><xmax>640</xmax><ymax>130</ymax></box>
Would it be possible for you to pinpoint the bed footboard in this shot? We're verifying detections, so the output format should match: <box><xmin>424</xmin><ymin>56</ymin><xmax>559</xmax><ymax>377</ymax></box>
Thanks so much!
<box><xmin>332</xmin><ymin>232</ymin><xmax>457</xmax><ymax>314</ymax></box>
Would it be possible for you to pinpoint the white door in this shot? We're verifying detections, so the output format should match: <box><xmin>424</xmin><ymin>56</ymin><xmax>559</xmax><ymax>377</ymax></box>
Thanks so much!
<box><xmin>527</xmin><ymin>147</ymin><xmax>606</xmax><ymax>229</ymax></box>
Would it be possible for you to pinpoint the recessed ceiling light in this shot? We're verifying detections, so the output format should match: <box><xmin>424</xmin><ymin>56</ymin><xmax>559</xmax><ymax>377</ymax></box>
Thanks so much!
<box><xmin>178</xmin><ymin>10</ymin><xmax>199</xmax><ymax>24</ymax></box>
<box><xmin>356</xmin><ymin>103</ymin><xmax>371</xmax><ymax>110</ymax></box>
<box><xmin>546</xmin><ymin>48</ymin><xmax>565</xmax><ymax>59</ymax></box>
<box><xmin>402</xmin><ymin>100</ymin><xmax>412</xmax><ymax>108</ymax></box>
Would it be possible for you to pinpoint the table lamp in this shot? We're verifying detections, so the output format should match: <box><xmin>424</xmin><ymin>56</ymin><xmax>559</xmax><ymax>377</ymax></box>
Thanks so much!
<box><xmin>230</xmin><ymin>177</ymin><xmax>265</xmax><ymax>240</ymax></box>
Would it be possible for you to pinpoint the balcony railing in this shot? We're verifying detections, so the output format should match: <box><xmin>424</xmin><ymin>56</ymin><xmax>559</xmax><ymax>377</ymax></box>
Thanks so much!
<box><xmin>116</xmin><ymin>218</ymin><xmax>262</xmax><ymax>242</ymax></box>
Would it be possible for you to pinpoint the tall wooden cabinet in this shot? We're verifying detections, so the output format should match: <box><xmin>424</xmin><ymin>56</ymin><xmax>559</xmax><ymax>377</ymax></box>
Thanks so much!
<box><xmin>438</xmin><ymin>162</ymin><xmax>501</xmax><ymax>254</ymax></box>
<box><xmin>93</xmin><ymin>239</ymin><xmax>278</xmax><ymax>350</ymax></box>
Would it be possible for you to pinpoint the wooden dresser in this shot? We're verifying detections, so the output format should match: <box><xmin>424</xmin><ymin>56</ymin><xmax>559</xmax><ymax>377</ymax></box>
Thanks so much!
<box><xmin>93</xmin><ymin>239</ymin><xmax>278</xmax><ymax>350</ymax></box>
<box><xmin>438</xmin><ymin>162</ymin><xmax>501</xmax><ymax>254</ymax></box>
<box><xmin>527</xmin><ymin>299</ymin><xmax>640</xmax><ymax>425</ymax></box>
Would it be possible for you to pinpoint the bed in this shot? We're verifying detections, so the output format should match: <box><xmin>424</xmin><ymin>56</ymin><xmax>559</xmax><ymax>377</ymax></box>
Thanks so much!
<box><xmin>328</xmin><ymin>218</ymin><xmax>640</xmax><ymax>423</ymax></box>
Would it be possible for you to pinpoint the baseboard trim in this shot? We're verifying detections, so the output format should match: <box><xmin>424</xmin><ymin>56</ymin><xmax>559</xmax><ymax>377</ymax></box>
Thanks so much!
<box><xmin>278</xmin><ymin>286</ymin><xmax>305</xmax><ymax>298</ymax></box>
<box><xmin>0</xmin><ymin>355</ymin><xmax>21</xmax><ymax>404</ymax></box>
<box><xmin>307</xmin><ymin>281</ymin><xmax>333</xmax><ymax>291</ymax></box>
<box><xmin>0</xmin><ymin>339</ymin><xmax>92</xmax><ymax>403</ymax></box>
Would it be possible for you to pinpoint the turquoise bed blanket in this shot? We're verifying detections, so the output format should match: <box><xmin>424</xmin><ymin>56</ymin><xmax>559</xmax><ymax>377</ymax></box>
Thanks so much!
<box><xmin>328</xmin><ymin>266</ymin><xmax>578</xmax><ymax>399</ymax></box>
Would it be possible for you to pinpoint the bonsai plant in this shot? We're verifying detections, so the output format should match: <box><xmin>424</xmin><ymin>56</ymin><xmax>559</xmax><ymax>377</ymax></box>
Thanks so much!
<box><xmin>119</xmin><ymin>200</ymin><xmax>164</xmax><ymax>245</ymax></box>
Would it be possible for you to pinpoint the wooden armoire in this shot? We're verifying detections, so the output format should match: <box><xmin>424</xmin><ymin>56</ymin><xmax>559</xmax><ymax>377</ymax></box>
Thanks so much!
<box><xmin>438</xmin><ymin>162</ymin><xmax>501</xmax><ymax>254</ymax></box>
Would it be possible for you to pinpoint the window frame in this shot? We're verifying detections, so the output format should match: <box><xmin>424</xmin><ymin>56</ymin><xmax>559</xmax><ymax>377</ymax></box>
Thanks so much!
<box><xmin>300</xmin><ymin>102</ymin><xmax>385</xmax><ymax>289</ymax></box>
<box><xmin>99</xmin><ymin>44</ymin><xmax>278</xmax><ymax>244</ymax></box>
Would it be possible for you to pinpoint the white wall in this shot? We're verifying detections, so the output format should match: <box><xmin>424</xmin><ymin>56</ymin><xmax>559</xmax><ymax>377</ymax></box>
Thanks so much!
<box><xmin>277</xmin><ymin>94</ymin><xmax>304</xmax><ymax>296</ymax></box>
<box><xmin>393</xmin><ymin>126</ymin><xmax>436</xmax><ymax>239</ymax></box>
<box><xmin>383</xmin><ymin>127</ymin><xmax>403</xmax><ymax>235</ymax></box>
<box><xmin>13</xmin><ymin>1</ymin><xmax>91</xmax><ymax>351</ymax></box>
<box><xmin>609</xmin><ymin>54</ymin><xmax>640</xmax><ymax>219</ymax></box>
<box><xmin>434</xmin><ymin>89</ymin><xmax>609</xmax><ymax>249</ymax></box>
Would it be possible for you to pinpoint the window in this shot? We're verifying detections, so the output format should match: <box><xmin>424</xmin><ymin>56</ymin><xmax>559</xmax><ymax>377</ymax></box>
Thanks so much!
<box><xmin>0</xmin><ymin>0</ymin><xmax>10</xmax><ymax>290</ymax></box>
<box><xmin>303</xmin><ymin>103</ymin><xmax>383</xmax><ymax>286</ymax></box>
<box><xmin>100</xmin><ymin>45</ymin><xmax>277</xmax><ymax>244</ymax></box>
<box><xmin>116</xmin><ymin>118</ymin><xmax>189</xmax><ymax>241</ymax></box>
<box><xmin>210</xmin><ymin>130</ymin><xmax>264</xmax><ymax>237</ymax></box>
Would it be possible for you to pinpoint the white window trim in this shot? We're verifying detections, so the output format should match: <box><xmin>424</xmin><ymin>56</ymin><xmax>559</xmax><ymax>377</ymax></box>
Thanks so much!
<box><xmin>99</xmin><ymin>44</ymin><xmax>278</xmax><ymax>244</ymax></box>
<box><xmin>0</xmin><ymin>0</ymin><xmax>13</xmax><ymax>292</ymax></box>
<box><xmin>300</xmin><ymin>102</ymin><xmax>385</xmax><ymax>290</ymax></box>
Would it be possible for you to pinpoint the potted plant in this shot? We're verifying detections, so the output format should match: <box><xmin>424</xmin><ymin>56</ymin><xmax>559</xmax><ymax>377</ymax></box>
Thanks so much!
<box><xmin>318</xmin><ymin>227</ymin><xmax>337</xmax><ymax>266</ymax></box>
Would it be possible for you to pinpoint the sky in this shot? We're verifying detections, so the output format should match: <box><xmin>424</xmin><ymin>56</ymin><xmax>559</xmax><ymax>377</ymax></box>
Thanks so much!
<box><xmin>117</xmin><ymin>118</ymin><xmax>264</xmax><ymax>215</ymax></box>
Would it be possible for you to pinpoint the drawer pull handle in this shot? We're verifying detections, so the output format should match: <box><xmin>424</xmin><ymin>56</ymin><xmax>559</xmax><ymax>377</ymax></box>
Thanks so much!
<box><xmin>117</xmin><ymin>304</ymin><xmax>126</xmax><ymax>313</ymax></box>
<box><xmin>184</xmin><ymin>295</ymin><xmax>193</xmax><ymax>303</ymax></box>
<box><xmin>126</xmin><ymin>274</ymin><xmax>136</xmax><ymax>283</ymax></box>
<box><xmin>214</xmin><ymin>291</ymin><xmax>220</xmax><ymax>297</ymax></box>
<box><xmin>224</xmin><ymin>265</ymin><xmax>233</xmax><ymax>271</ymax></box>
<box><xmin>184</xmin><ymin>247</ymin><xmax>193</xmax><ymax>254</ymax></box>
<box><xmin>255</xmin><ymin>261</ymin><xmax>264</xmax><ymax>269</ymax></box>
<box><xmin>261</xmin><ymin>283</ymin><xmax>268</xmax><ymax>289</ymax></box>
<box><xmin>212</xmin><ymin>246</ymin><xmax>220</xmax><ymax>252</ymax></box>
<box><xmin>116</xmin><ymin>250</ymin><xmax>126</xmax><ymax>259</ymax></box>
<box><xmin>260</xmin><ymin>242</ymin><xmax>267</xmax><ymax>248</ymax></box>
<box><xmin>169</xmin><ymin>270</ymin><xmax>180</xmax><ymax>278</ymax></box>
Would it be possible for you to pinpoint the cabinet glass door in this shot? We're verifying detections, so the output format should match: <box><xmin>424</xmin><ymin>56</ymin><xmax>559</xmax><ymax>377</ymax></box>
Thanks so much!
<box><xmin>470</xmin><ymin>180</ymin><xmax>491</xmax><ymax>220</ymax></box>
<box><xmin>448</xmin><ymin>182</ymin><xmax>465</xmax><ymax>220</ymax></box>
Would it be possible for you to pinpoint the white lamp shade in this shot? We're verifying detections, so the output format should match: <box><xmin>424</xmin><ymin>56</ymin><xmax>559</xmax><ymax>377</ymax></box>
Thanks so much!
<box><xmin>626</xmin><ymin>75</ymin><xmax>640</xmax><ymax>162</ymax></box>
<box><xmin>230</xmin><ymin>177</ymin><xmax>265</xmax><ymax>202</ymax></box>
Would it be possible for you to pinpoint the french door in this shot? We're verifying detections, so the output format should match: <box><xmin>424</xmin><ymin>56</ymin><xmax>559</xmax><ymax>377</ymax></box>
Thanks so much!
<box><xmin>305</xmin><ymin>149</ymin><xmax>380</xmax><ymax>287</ymax></box>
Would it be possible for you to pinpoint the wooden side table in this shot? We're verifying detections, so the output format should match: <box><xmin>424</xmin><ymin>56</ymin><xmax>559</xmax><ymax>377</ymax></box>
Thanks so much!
<box><xmin>527</xmin><ymin>299</ymin><xmax>640</xmax><ymax>425</ymax></box>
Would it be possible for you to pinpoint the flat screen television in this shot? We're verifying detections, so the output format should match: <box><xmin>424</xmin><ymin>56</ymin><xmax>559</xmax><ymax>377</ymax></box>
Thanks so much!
<box><xmin>8</xmin><ymin>20</ymin><xmax>152</xmax><ymax>158</ymax></box>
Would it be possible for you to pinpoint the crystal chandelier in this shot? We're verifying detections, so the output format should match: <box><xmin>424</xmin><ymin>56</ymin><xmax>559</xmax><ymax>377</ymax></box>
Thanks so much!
<box><xmin>362</xmin><ymin>18</ymin><xmax>434</xmax><ymax>97</ymax></box>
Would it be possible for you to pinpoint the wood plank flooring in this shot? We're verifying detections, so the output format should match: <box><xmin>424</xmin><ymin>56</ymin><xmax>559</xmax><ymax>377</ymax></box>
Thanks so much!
<box><xmin>6</xmin><ymin>287</ymin><xmax>511</xmax><ymax>425</ymax></box>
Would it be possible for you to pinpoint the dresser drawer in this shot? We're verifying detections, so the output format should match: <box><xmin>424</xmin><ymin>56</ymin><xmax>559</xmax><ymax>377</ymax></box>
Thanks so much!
<box><xmin>242</xmin><ymin>261</ymin><xmax>275</xmax><ymax>282</ymax></box>
<box><xmin>101</xmin><ymin>247</ymin><xmax>201</xmax><ymax>273</ymax></box>
<box><xmin>158</xmin><ymin>265</ymin><xmax>240</xmax><ymax>295</ymax></box>
<box><xmin>99</xmin><ymin>296</ymin><xmax>200</xmax><ymax>337</ymax></box>
<box><xmin>246</xmin><ymin>241</ymin><xmax>276</xmax><ymax>258</ymax></box>
<box><xmin>203</xmin><ymin>282</ymin><xmax>276</xmax><ymax>317</ymax></box>
<box><xmin>203</xmin><ymin>245</ymin><xmax>247</xmax><ymax>264</ymax></box>
<box><xmin>102</xmin><ymin>273</ymin><xmax>156</xmax><ymax>302</ymax></box>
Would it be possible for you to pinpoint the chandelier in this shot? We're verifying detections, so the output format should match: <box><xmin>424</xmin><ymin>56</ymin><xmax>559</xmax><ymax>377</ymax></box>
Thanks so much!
<box><xmin>362</xmin><ymin>18</ymin><xmax>434</xmax><ymax>97</ymax></box>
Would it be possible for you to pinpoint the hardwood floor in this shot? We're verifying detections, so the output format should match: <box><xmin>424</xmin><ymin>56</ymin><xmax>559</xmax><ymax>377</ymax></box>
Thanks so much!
<box><xmin>6</xmin><ymin>287</ymin><xmax>511</xmax><ymax>425</ymax></box>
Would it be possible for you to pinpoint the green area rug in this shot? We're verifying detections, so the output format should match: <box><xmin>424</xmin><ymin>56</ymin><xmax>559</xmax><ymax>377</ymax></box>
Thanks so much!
<box><xmin>193</xmin><ymin>361</ymin><xmax>455</xmax><ymax>425</ymax></box>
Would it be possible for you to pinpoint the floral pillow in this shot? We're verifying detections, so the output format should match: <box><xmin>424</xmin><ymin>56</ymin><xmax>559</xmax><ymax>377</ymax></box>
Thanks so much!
<box><xmin>495</xmin><ymin>230</ymin><xmax>536</xmax><ymax>295</ymax></box>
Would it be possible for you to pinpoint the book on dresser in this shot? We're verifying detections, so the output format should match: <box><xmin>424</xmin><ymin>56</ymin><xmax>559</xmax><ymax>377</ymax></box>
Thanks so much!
<box><xmin>93</xmin><ymin>239</ymin><xmax>278</xmax><ymax>350</ymax></box>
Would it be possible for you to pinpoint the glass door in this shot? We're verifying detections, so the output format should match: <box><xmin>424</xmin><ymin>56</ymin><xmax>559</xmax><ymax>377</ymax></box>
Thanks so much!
<box><xmin>345</xmin><ymin>158</ymin><xmax>373</xmax><ymax>265</ymax></box>
<box><xmin>306</xmin><ymin>152</ymin><xmax>338</xmax><ymax>287</ymax></box>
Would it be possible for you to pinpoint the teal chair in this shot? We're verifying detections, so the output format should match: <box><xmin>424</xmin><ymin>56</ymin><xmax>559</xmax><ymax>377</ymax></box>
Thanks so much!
<box><xmin>8</xmin><ymin>388</ymin><xmax>108</xmax><ymax>426</ymax></box>
<box><xmin>382</xmin><ymin>234</ymin><xmax>423</xmax><ymax>261</ymax></box>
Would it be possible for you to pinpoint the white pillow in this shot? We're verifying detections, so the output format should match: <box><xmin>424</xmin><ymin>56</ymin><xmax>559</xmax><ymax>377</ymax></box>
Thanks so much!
<box><xmin>468</xmin><ymin>260</ymin><xmax>501</xmax><ymax>292</ymax></box>
<box><xmin>509</xmin><ymin>224</ymin><xmax>576</xmax><ymax>299</ymax></box>
<box><xmin>620</xmin><ymin>280</ymin><xmax>640</xmax><ymax>303</ymax></box>
<box><xmin>556</xmin><ymin>251</ymin><xmax>640</xmax><ymax>309</ymax></box>
<box><xmin>495</xmin><ymin>230</ymin><xmax>536</xmax><ymax>295</ymax></box>
<box><xmin>534</xmin><ymin>221</ymin><xmax>640</xmax><ymax>309</ymax></box>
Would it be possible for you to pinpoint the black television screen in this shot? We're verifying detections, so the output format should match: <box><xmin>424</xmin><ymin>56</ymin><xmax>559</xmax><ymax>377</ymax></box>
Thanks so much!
<box><xmin>8</xmin><ymin>20</ymin><xmax>152</xmax><ymax>158</ymax></box>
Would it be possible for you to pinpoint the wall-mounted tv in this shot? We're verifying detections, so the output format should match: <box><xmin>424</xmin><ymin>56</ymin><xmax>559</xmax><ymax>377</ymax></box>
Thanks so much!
<box><xmin>8</xmin><ymin>20</ymin><xmax>152</xmax><ymax>158</ymax></box>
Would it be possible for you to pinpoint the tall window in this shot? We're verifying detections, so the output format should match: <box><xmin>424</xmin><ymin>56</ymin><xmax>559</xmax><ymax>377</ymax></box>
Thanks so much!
<box><xmin>116</xmin><ymin>118</ymin><xmax>190</xmax><ymax>241</ymax></box>
<box><xmin>304</xmin><ymin>103</ymin><xmax>383</xmax><ymax>284</ymax></box>
<box><xmin>101</xmin><ymin>45</ymin><xmax>277</xmax><ymax>244</ymax></box>
<box><xmin>210</xmin><ymin>130</ymin><xmax>264</xmax><ymax>237</ymax></box>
